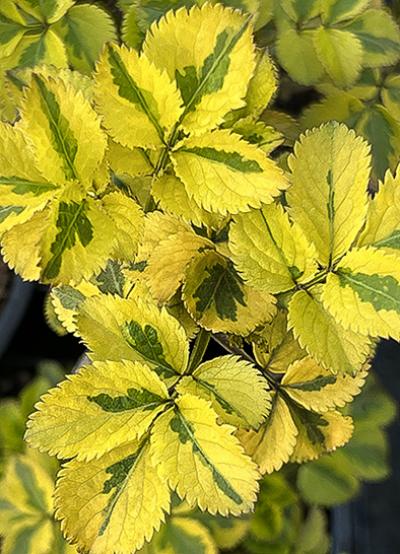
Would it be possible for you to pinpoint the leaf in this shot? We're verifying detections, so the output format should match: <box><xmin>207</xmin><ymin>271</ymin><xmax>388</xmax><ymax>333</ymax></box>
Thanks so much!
<box><xmin>313</xmin><ymin>27</ymin><xmax>362</xmax><ymax>88</ymax></box>
<box><xmin>322</xmin><ymin>246</ymin><xmax>400</xmax><ymax>339</ymax></box>
<box><xmin>0</xmin><ymin>451</ymin><xmax>59</xmax><ymax>554</ymax></box>
<box><xmin>346</xmin><ymin>8</ymin><xmax>400</xmax><ymax>68</ymax></box>
<box><xmin>143</xmin><ymin>220</ymin><xmax>214</xmax><ymax>303</ymax></box>
<box><xmin>182</xmin><ymin>250</ymin><xmax>276</xmax><ymax>334</ymax></box>
<box><xmin>358</xmin><ymin>168</ymin><xmax>400</xmax><ymax>252</ymax></box>
<box><xmin>281</xmin><ymin>355</ymin><xmax>367</xmax><ymax>412</ymax></box>
<box><xmin>94</xmin><ymin>43</ymin><xmax>183</xmax><ymax>149</ymax></box>
<box><xmin>50</xmin><ymin>281</ymin><xmax>97</xmax><ymax>334</ymax></box>
<box><xmin>56</xmin><ymin>441</ymin><xmax>171</xmax><ymax>554</ymax></box>
<box><xmin>238</xmin><ymin>394</ymin><xmax>298</xmax><ymax>474</ymax></box>
<box><xmin>229</xmin><ymin>202</ymin><xmax>318</xmax><ymax>294</ymax></box>
<box><xmin>152</xmin><ymin>517</ymin><xmax>218</xmax><ymax>554</ymax></box>
<box><xmin>288</xmin><ymin>287</ymin><xmax>372</xmax><ymax>374</ymax></box>
<box><xmin>25</xmin><ymin>360</ymin><xmax>170</xmax><ymax>461</ymax></box>
<box><xmin>77</xmin><ymin>294</ymin><xmax>189</xmax><ymax>377</ymax></box>
<box><xmin>19</xmin><ymin>73</ymin><xmax>107</xmax><ymax>186</ymax></box>
<box><xmin>297</xmin><ymin>455</ymin><xmax>359</xmax><ymax>506</ymax></box>
<box><xmin>18</xmin><ymin>29</ymin><xmax>68</xmax><ymax>69</ymax></box>
<box><xmin>171</xmin><ymin>130</ymin><xmax>288</xmax><ymax>215</ymax></box>
<box><xmin>253</xmin><ymin>310</ymin><xmax>306</xmax><ymax>373</ymax></box>
<box><xmin>287</xmin><ymin>122</ymin><xmax>371</xmax><ymax>266</ymax></box>
<box><xmin>152</xmin><ymin>174</ymin><xmax>226</xmax><ymax>228</ymax></box>
<box><xmin>151</xmin><ymin>394</ymin><xmax>260</xmax><ymax>516</ymax></box>
<box><xmin>142</xmin><ymin>3</ymin><xmax>256</xmax><ymax>135</ymax></box>
<box><xmin>232</xmin><ymin>119</ymin><xmax>283</xmax><ymax>155</ymax></box>
<box><xmin>176</xmin><ymin>355</ymin><xmax>272</xmax><ymax>428</ymax></box>
<box><xmin>54</xmin><ymin>4</ymin><xmax>117</xmax><ymax>74</ymax></box>
<box><xmin>289</xmin><ymin>407</ymin><xmax>354</xmax><ymax>463</ymax></box>
<box><xmin>276</xmin><ymin>28</ymin><xmax>324</xmax><ymax>86</ymax></box>
<box><xmin>107</xmin><ymin>140</ymin><xmax>153</xmax><ymax>177</ymax></box>
<box><xmin>321</xmin><ymin>0</ymin><xmax>371</xmax><ymax>24</ymax></box>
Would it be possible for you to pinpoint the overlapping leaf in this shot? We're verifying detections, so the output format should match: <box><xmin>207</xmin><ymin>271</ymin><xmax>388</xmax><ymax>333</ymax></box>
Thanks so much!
<box><xmin>25</xmin><ymin>360</ymin><xmax>170</xmax><ymax>460</ymax></box>
<box><xmin>56</xmin><ymin>441</ymin><xmax>171</xmax><ymax>554</ymax></box>
<box><xmin>176</xmin><ymin>355</ymin><xmax>271</xmax><ymax>428</ymax></box>
<box><xmin>151</xmin><ymin>394</ymin><xmax>260</xmax><ymax>516</ymax></box>
<box><xmin>182</xmin><ymin>250</ymin><xmax>276</xmax><ymax>334</ymax></box>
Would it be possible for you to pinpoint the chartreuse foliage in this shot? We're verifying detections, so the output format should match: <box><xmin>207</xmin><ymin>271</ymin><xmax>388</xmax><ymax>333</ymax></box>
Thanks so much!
<box><xmin>0</xmin><ymin>0</ymin><xmax>116</xmax><ymax>74</ymax></box>
<box><xmin>0</xmin><ymin>1</ymin><xmax>398</xmax><ymax>553</ymax></box>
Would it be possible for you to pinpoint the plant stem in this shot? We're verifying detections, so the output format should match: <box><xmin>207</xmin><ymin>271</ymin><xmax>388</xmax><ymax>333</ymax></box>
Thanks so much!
<box><xmin>187</xmin><ymin>328</ymin><xmax>211</xmax><ymax>373</ymax></box>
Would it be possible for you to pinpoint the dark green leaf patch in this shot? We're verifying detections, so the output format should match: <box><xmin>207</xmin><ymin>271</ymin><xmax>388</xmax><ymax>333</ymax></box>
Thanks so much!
<box><xmin>374</xmin><ymin>230</ymin><xmax>400</xmax><ymax>250</ymax></box>
<box><xmin>338</xmin><ymin>269</ymin><xmax>400</xmax><ymax>313</ymax></box>
<box><xmin>181</xmin><ymin>146</ymin><xmax>263</xmax><ymax>173</ymax></box>
<box><xmin>53</xmin><ymin>284</ymin><xmax>85</xmax><ymax>310</ymax></box>
<box><xmin>0</xmin><ymin>206</ymin><xmax>23</xmax><ymax>223</ymax></box>
<box><xmin>122</xmin><ymin>320</ymin><xmax>177</xmax><ymax>377</ymax></box>
<box><xmin>43</xmin><ymin>200</ymin><xmax>93</xmax><ymax>280</ymax></box>
<box><xmin>88</xmin><ymin>388</ymin><xmax>165</xmax><ymax>413</ymax></box>
<box><xmin>107</xmin><ymin>45</ymin><xmax>164</xmax><ymax>141</ymax></box>
<box><xmin>0</xmin><ymin>176</ymin><xmax>57</xmax><ymax>196</ymax></box>
<box><xmin>170</xmin><ymin>411</ymin><xmax>243</xmax><ymax>505</ymax></box>
<box><xmin>193</xmin><ymin>261</ymin><xmax>246</xmax><ymax>321</ymax></box>
<box><xmin>95</xmin><ymin>260</ymin><xmax>125</xmax><ymax>297</ymax></box>
<box><xmin>285</xmin><ymin>375</ymin><xmax>336</xmax><ymax>392</ymax></box>
<box><xmin>33</xmin><ymin>75</ymin><xmax>79</xmax><ymax>181</ymax></box>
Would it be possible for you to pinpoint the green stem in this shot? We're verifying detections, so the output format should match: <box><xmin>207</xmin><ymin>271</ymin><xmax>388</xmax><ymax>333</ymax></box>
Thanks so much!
<box><xmin>187</xmin><ymin>328</ymin><xmax>211</xmax><ymax>373</ymax></box>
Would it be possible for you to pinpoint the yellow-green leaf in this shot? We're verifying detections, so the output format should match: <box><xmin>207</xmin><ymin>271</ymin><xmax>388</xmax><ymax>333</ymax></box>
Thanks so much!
<box><xmin>288</xmin><ymin>287</ymin><xmax>372</xmax><ymax>374</ymax></box>
<box><xmin>357</xmin><ymin>167</ymin><xmax>400</xmax><ymax>252</ymax></box>
<box><xmin>313</xmin><ymin>27</ymin><xmax>362</xmax><ymax>88</ymax></box>
<box><xmin>287</xmin><ymin>122</ymin><xmax>371</xmax><ymax>266</ymax></box>
<box><xmin>238</xmin><ymin>394</ymin><xmax>298</xmax><ymax>474</ymax></box>
<box><xmin>182</xmin><ymin>250</ymin><xmax>276</xmax><ymax>334</ymax></box>
<box><xmin>26</xmin><ymin>359</ymin><xmax>170</xmax><ymax>460</ymax></box>
<box><xmin>322</xmin><ymin>246</ymin><xmax>400</xmax><ymax>339</ymax></box>
<box><xmin>142</xmin><ymin>3</ymin><xmax>256</xmax><ymax>135</ymax></box>
<box><xmin>171</xmin><ymin>130</ymin><xmax>288</xmax><ymax>215</ymax></box>
<box><xmin>77</xmin><ymin>293</ymin><xmax>189</xmax><ymax>377</ymax></box>
<box><xmin>151</xmin><ymin>394</ymin><xmax>259</xmax><ymax>516</ymax></box>
<box><xmin>281</xmin><ymin>356</ymin><xmax>368</xmax><ymax>412</ymax></box>
<box><xmin>229</xmin><ymin>202</ymin><xmax>318</xmax><ymax>294</ymax></box>
<box><xmin>56</xmin><ymin>441</ymin><xmax>171</xmax><ymax>554</ymax></box>
<box><xmin>95</xmin><ymin>43</ymin><xmax>183</xmax><ymax>149</ymax></box>
<box><xmin>276</xmin><ymin>28</ymin><xmax>324</xmax><ymax>86</ymax></box>
<box><xmin>19</xmin><ymin>73</ymin><xmax>107</xmax><ymax>186</ymax></box>
<box><xmin>176</xmin><ymin>355</ymin><xmax>271</xmax><ymax>428</ymax></box>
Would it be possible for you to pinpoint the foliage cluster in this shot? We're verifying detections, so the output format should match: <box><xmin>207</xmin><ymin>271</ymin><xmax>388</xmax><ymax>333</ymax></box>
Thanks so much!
<box><xmin>0</xmin><ymin>0</ymin><xmax>399</xmax><ymax>553</ymax></box>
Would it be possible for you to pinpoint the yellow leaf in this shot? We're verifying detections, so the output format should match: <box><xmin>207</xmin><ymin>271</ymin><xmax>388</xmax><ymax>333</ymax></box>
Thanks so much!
<box><xmin>77</xmin><ymin>293</ymin><xmax>189</xmax><ymax>376</ymax></box>
<box><xmin>288</xmin><ymin>287</ymin><xmax>373</xmax><ymax>374</ymax></box>
<box><xmin>287</xmin><ymin>122</ymin><xmax>371</xmax><ymax>266</ymax></box>
<box><xmin>94</xmin><ymin>43</ymin><xmax>183</xmax><ymax>149</ymax></box>
<box><xmin>322</xmin><ymin>246</ymin><xmax>400</xmax><ymax>339</ymax></box>
<box><xmin>25</xmin><ymin>360</ymin><xmax>170</xmax><ymax>461</ymax></box>
<box><xmin>358</xmin><ymin>167</ymin><xmax>400</xmax><ymax>252</ymax></box>
<box><xmin>143</xmin><ymin>223</ymin><xmax>214</xmax><ymax>303</ymax></box>
<box><xmin>281</xmin><ymin>356</ymin><xmax>368</xmax><ymax>412</ymax></box>
<box><xmin>150</xmin><ymin>394</ymin><xmax>260</xmax><ymax>516</ymax></box>
<box><xmin>176</xmin><ymin>355</ymin><xmax>272</xmax><ymax>428</ymax></box>
<box><xmin>229</xmin><ymin>202</ymin><xmax>318</xmax><ymax>294</ymax></box>
<box><xmin>50</xmin><ymin>280</ymin><xmax>99</xmax><ymax>335</ymax></box>
<box><xmin>56</xmin><ymin>441</ymin><xmax>171</xmax><ymax>554</ymax></box>
<box><xmin>238</xmin><ymin>394</ymin><xmax>298</xmax><ymax>474</ymax></box>
<box><xmin>290</xmin><ymin>410</ymin><xmax>354</xmax><ymax>463</ymax></box>
<box><xmin>19</xmin><ymin>73</ymin><xmax>107</xmax><ymax>187</ymax></box>
<box><xmin>171</xmin><ymin>130</ymin><xmax>288</xmax><ymax>215</ymax></box>
<box><xmin>142</xmin><ymin>3</ymin><xmax>256</xmax><ymax>135</ymax></box>
<box><xmin>152</xmin><ymin>174</ymin><xmax>226</xmax><ymax>229</ymax></box>
<box><xmin>182</xmin><ymin>250</ymin><xmax>276</xmax><ymax>334</ymax></box>
<box><xmin>107</xmin><ymin>140</ymin><xmax>154</xmax><ymax>177</ymax></box>
<box><xmin>152</xmin><ymin>517</ymin><xmax>218</xmax><ymax>554</ymax></box>
<box><xmin>276</xmin><ymin>28</ymin><xmax>324</xmax><ymax>86</ymax></box>
<box><xmin>252</xmin><ymin>310</ymin><xmax>306</xmax><ymax>373</ymax></box>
